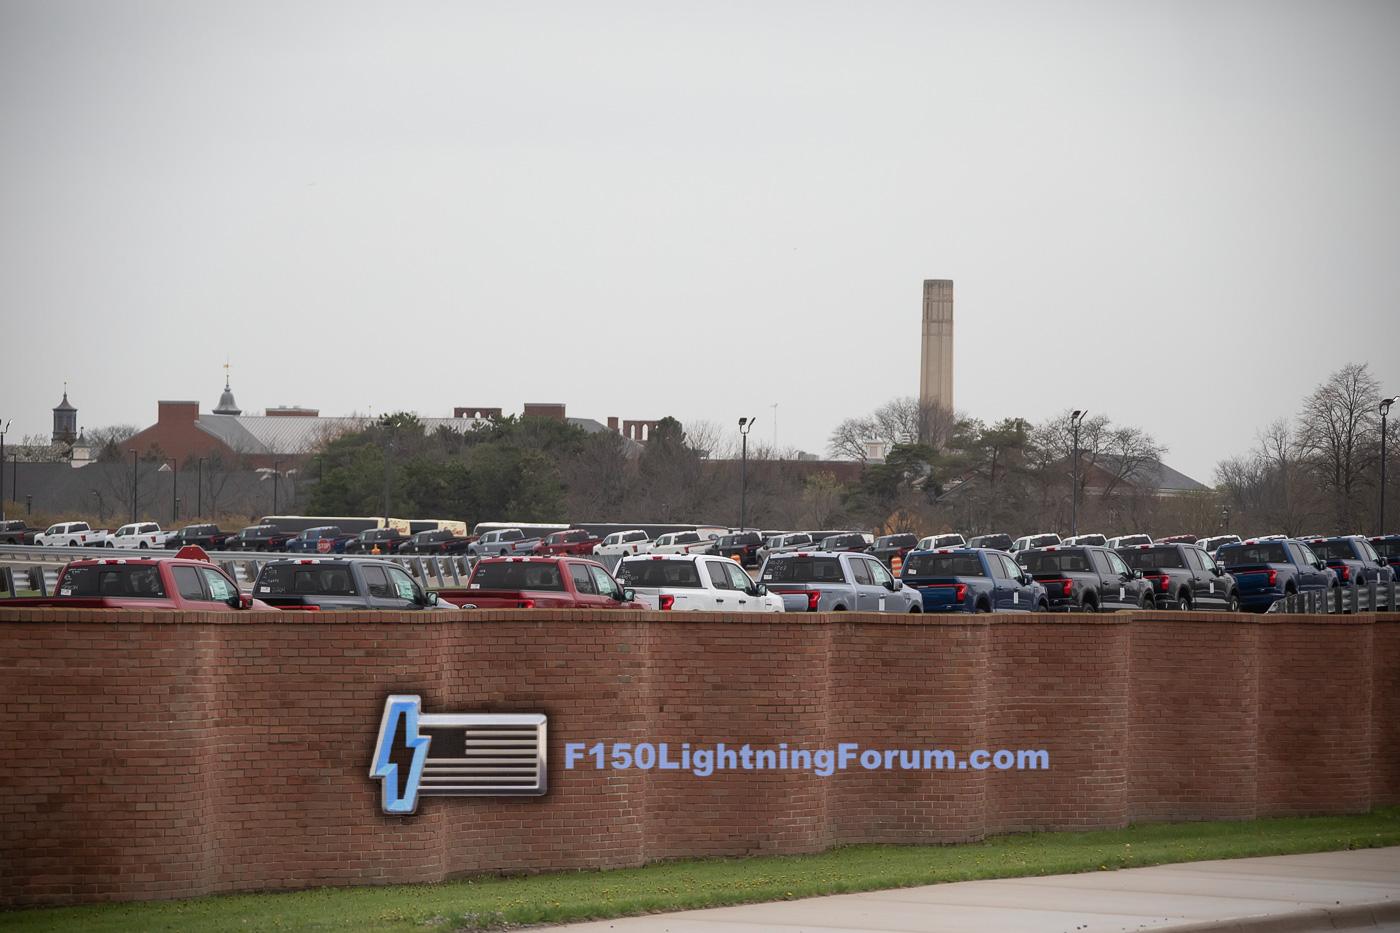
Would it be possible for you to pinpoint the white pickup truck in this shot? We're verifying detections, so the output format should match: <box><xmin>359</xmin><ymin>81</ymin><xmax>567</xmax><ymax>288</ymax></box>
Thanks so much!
<box><xmin>108</xmin><ymin>522</ymin><xmax>170</xmax><ymax>549</ymax></box>
<box><xmin>592</xmin><ymin>529</ymin><xmax>651</xmax><ymax>558</ymax></box>
<box><xmin>35</xmin><ymin>521</ymin><xmax>109</xmax><ymax>547</ymax></box>
<box><xmin>915</xmin><ymin>533</ymin><xmax>966</xmax><ymax>550</ymax></box>
<box><xmin>643</xmin><ymin>530</ymin><xmax>720</xmax><ymax>556</ymax></box>
<box><xmin>615</xmin><ymin>554</ymin><xmax>784</xmax><ymax>612</ymax></box>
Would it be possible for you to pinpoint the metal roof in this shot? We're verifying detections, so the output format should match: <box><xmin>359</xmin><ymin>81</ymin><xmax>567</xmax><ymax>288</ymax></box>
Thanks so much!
<box><xmin>196</xmin><ymin>414</ymin><xmax>486</xmax><ymax>456</ymax></box>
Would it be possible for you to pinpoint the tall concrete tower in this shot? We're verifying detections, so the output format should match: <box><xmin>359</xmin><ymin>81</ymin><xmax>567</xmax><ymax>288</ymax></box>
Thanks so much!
<box><xmin>919</xmin><ymin>279</ymin><xmax>954</xmax><ymax>414</ymax></box>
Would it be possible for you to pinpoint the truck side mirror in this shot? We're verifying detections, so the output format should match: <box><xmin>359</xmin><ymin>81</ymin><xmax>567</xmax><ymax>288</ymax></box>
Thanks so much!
<box><xmin>621</xmin><ymin>587</ymin><xmax>636</xmax><ymax>602</ymax></box>
<box><xmin>232</xmin><ymin>593</ymin><xmax>253</xmax><ymax>610</ymax></box>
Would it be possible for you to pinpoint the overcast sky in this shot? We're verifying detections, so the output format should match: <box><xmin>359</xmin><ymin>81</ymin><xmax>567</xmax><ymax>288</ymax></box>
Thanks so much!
<box><xmin>2</xmin><ymin>0</ymin><xmax>1397</xmax><ymax>481</ymax></box>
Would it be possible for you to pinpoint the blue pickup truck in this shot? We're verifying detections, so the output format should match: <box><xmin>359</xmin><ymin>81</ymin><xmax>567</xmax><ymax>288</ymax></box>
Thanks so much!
<box><xmin>900</xmin><ymin>547</ymin><xmax>1049</xmax><ymax>613</ymax></box>
<box><xmin>283</xmin><ymin>525</ymin><xmax>357</xmax><ymax>554</ymax></box>
<box><xmin>1308</xmin><ymin>536</ymin><xmax>1395</xmax><ymax>588</ymax></box>
<box><xmin>1371</xmin><ymin>535</ymin><xmax>1400</xmax><ymax>574</ymax></box>
<box><xmin>1215</xmin><ymin>538</ymin><xmax>1337</xmax><ymax>612</ymax></box>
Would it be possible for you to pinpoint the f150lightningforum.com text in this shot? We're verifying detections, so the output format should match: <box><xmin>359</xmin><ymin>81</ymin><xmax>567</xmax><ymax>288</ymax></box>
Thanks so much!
<box><xmin>564</xmin><ymin>742</ymin><xmax>1050</xmax><ymax>778</ymax></box>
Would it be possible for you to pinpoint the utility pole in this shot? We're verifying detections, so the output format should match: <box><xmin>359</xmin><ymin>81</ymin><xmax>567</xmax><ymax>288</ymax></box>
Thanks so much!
<box><xmin>380</xmin><ymin>418</ymin><xmax>394</xmax><ymax>524</ymax></box>
<box><xmin>158</xmin><ymin>459</ymin><xmax>178</xmax><ymax>523</ymax></box>
<box><xmin>197</xmin><ymin>458</ymin><xmax>207</xmax><ymax>519</ymax></box>
<box><xmin>1381</xmin><ymin>397</ymin><xmax>1397</xmax><ymax>534</ymax></box>
<box><xmin>0</xmin><ymin>419</ymin><xmax>10</xmax><ymax>522</ymax></box>
<box><xmin>738</xmin><ymin>416</ymin><xmax>755</xmax><ymax>530</ymax></box>
<box><xmin>129</xmin><ymin>449</ymin><xmax>138</xmax><ymax>523</ymax></box>
<box><xmin>1070</xmin><ymin>410</ymin><xmax>1087</xmax><ymax>537</ymax></box>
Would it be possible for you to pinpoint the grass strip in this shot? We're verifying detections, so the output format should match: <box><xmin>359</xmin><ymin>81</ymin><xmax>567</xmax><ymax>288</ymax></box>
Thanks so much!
<box><xmin>4</xmin><ymin>807</ymin><xmax>1398</xmax><ymax>932</ymax></box>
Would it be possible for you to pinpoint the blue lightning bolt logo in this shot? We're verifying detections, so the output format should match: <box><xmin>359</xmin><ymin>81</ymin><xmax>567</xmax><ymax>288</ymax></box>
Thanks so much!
<box><xmin>370</xmin><ymin>695</ymin><xmax>431</xmax><ymax>814</ymax></box>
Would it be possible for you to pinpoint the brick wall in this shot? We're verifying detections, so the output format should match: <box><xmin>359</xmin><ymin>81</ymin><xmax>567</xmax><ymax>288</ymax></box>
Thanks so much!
<box><xmin>1</xmin><ymin>608</ymin><xmax>1396</xmax><ymax>907</ymax></box>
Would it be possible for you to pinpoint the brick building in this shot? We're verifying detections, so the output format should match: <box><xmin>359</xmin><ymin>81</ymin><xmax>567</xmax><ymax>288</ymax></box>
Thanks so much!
<box><xmin>121</xmin><ymin>377</ymin><xmax>657</xmax><ymax>467</ymax></box>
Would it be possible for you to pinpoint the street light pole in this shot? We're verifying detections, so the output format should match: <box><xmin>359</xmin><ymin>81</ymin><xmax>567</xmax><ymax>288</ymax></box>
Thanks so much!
<box><xmin>164</xmin><ymin>459</ymin><xmax>178</xmax><ymax>524</ymax></box>
<box><xmin>1381</xmin><ymin>397</ymin><xmax>1397</xmax><ymax>535</ymax></box>
<box><xmin>0</xmin><ymin>414</ymin><xmax>10</xmax><ymax>518</ymax></box>
<box><xmin>129</xmin><ymin>450</ymin><xmax>138</xmax><ymax>522</ymax></box>
<box><xmin>738</xmin><ymin>416</ymin><xmax>755</xmax><ymax>531</ymax></box>
<box><xmin>1070</xmin><ymin>410</ymin><xmax>1087</xmax><ymax>537</ymax></box>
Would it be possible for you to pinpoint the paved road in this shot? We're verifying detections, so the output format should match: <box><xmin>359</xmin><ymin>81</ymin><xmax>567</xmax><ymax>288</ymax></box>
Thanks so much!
<box><xmin>533</xmin><ymin>847</ymin><xmax>1400</xmax><ymax>933</ymax></box>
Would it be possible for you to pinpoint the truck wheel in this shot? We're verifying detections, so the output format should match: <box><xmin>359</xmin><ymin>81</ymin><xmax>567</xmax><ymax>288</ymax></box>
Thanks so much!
<box><xmin>139</xmin><ymin>542</ymin><xmax>148</xmax><ymax>549</ymax></box>
<box><xmin>1178</xmin><ymin>591</ymin><xmax>1193</xmax><ymax>611</ymax></box>
<box><xmin>1037</xmin><ymin>598</ymin><xmax>1049</xmax><ymax>612</ymax></box>
<box><xmin>1226</xmin><ymin>592</ymin><xmax>1240</xmax><ymax>612</ymax></box>
<box><xmin>975</xmin><ymin>599</ymin><xmax>991</xmax><ymax>613</ymax></box>
<box><xmin>1141</xmin><ymin>593</ymin><xmax>1154</xmax><ymax>609</ymax></box>
<box><xmin>1081</xmin><ymin>594</ymin><xmax>1098</xmax><ymax>612</ymax></box>
<box><xmin>908</xmin><ymin>604</ymin><xmax>922</xmax><ymax>614</ymax></box>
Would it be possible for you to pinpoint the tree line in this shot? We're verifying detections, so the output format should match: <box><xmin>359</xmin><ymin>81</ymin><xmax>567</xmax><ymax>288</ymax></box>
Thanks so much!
<box><xmin>1215</xmin><ymin>362</ymin><xmax>1396</xmax><ymax>535</ymax></box>
<box><xmin>16</xmin><ymin>361</ymin><xmax>1389</xmax><ymax>538</ymax></box>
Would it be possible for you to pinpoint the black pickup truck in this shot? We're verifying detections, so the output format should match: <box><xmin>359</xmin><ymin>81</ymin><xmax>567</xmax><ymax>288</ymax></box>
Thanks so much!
<box><xmin>0</xmin><ymin>520</ymin><xmax>39</xmax><ymax>545</ymax></box>
<box><xmin>1018</xmin><ymin>544</ymin><xmax>1155</xmax><ymax>612</ymax></box>
<box><xmin>163</xmin><ymin>523</ymin><xmax>235</xmax><ymax>550</ymax></box>
<box><xmin>251</xmin><ymin>557</ymin><xmax>458</xmax><ymax>611</ymax></box>
<box><xmin>1117</xmin><ymin>542</ymin><xmax>1240</xmax><ymax>611</ymax></box>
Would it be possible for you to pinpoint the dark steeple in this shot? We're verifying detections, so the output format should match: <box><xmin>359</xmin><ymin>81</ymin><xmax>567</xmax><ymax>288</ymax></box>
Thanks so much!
<box><xmin>52</xmin><ymin>385</ymin><xmax>77</xmax><ymax>444</ymax></box>
<box><xmin>213</xmin><ymin>363</ymin><xmax>242</xmax><ymax>416</ymax></box>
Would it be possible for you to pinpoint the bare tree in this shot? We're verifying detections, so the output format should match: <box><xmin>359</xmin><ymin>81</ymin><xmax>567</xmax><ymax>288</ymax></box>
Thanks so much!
<box><xmin>799</xmin><ymin>472</ymin><xmax>845</xmax><ymax>527</ymax></box>
<box><xmin>1297</xmin><ymin>362</ymin><xmax>1381</xmax><ymax>530</ymax></box>
<box><xmin>14</xmin><ymin>435</ymin><xmax>66</xmax><ymax>463</ymax></box>
<box><xmin>828</xmin><ymin>397</ymin><xmax>960</xmax><ymax>460</ymax></box>
<box><xmin>1096</xmin><ymin>425</ymin><xmax>1167</xmax><ymax>500</ymax></box>
<box><xmin>88</xmin><ymin>425</ymin><xmax>139</xmax><ymax>463</ymax></box>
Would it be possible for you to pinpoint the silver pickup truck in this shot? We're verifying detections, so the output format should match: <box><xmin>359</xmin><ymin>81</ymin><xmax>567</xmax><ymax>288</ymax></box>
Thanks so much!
<box><xmin>467</xmin><ymin>528</ymin><xmax>541</xmax><ymax>558</ymax></box>
<box><xmin>757</xmin><ymin>550</ymin><xmax>923</xmax><ymax>613</ymax></box>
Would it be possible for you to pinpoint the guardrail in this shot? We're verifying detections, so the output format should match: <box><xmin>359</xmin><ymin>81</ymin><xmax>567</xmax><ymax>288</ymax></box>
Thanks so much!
<box><xmin>1267</xmin><ymin>581</ymin><xmax>1397</xmax><ymax>614</ymax></box>
<box><xmin>0</xmin><ymin>544</ymin><xmax>476</xmax><ymax>596</ymax></box>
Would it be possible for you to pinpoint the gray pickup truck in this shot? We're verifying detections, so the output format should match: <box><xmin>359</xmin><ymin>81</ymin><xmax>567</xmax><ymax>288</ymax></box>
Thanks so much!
<box><xmin>251</xmin><ymin>557</ymin><xmax>459</xmax><ymax>611</ymax></box>
<box><xmin>758</xmin><ymin>550</ymin><xmax>923</xmax><ymax>613</ymax></box>
<box><xmin>467</xmin><ymin>528</ymin><xmax>542</xmax><ymax>558</ymax></box>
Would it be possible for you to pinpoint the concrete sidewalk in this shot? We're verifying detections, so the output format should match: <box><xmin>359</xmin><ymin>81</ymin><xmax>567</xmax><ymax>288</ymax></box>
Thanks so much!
<box><xmin>534</xmin><ymin>847</ymin><xmax>1400</xmax><ymax>933</ymax></box>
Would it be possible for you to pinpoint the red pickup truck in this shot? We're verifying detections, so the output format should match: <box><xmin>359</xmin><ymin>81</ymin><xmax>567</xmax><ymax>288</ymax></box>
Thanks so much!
<box><xmin>2</xmin><ymin>546</ymin><xmax>271</xmax><ymax>611</ymax></box>
<box><xmin>437</xmin><ymin>556</ymin><xmax>643</xmax><ymax>609</ymax></box>
<box><xmin>531</xmin><ymin>529</ymin><xmax>604</xmax><ymax>556</ymax></box>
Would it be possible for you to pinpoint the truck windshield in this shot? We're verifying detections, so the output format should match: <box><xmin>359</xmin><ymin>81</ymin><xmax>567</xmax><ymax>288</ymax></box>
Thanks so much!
<box><xmin>616</xmin><ymin>560</ymin><xmax>702</xmax><ymax>588</ymax></box>
<box><xmin>903</xmin><ymin>554</ymin><xmax>985</xmax><ymax>577</ymax></box>
<box><xmin>1309</xmin><ymin>541</ymin><xmax>1356</xmax><ymax>561</ymax></box>
<box><xmin>59</xmin><ymin>565</ymin><xmax>167</xmax><ymax>598</ymax></box>
<box><xmin>1217</xmin><ymin>543</ymin><xmax>1288</xmax><ymax>566</ymax></box>
<box><xmin>762</xmin><ymin>556</ymin><xmax>845</xmax><ymax>584</ymax></box>
<box><xmin>256</xmin><ymin>564</ymin><xmax>358</xmax><ymax>596</ymax></box>
<box><xmin>470</xmin><ymin>562</ymin><xmax>565</xmax><ymax>591</ymax></box>
<box><xmin>1022</xmin><ymin>551</ymin><xmax>1094</xmax><ymax>573</ymax></box>
<box><xmin>877</xmin><ymin>535</ymin><xmax>917</xmax><ymax>548</ymax></box>
<box><xmin>1118</xmin><ymin>547</ymin><xmax>1187</xmax><ymax>570</ymax></box>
